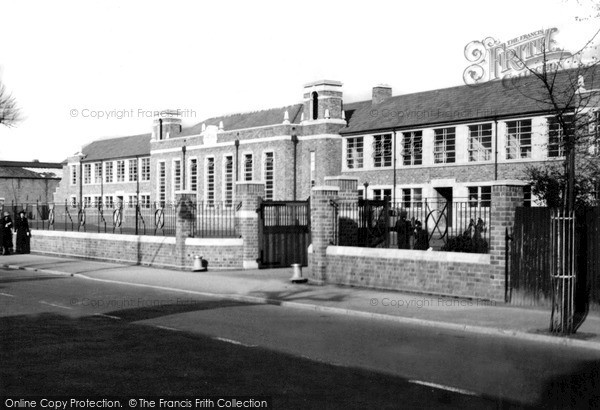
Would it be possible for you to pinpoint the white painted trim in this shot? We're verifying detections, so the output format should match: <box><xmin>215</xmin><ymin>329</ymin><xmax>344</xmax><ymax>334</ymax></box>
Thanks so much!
<box><xmin>237</xmin><ymin>210</ymin><xmax>258</xmax><ymax>219</ymax></box>
<box><xmin>186</xmin><ymin>237</ymin><xmax>243</xmax><ymax>246</ymax></box>
<box><xmin>243</xmin><ymin>260</ymin><xmax>259</xmax><ymax>269</ymax></box>
<box><xmin>31</xmin><ymin>229</ymin><xmax>176</xmax><ymax>244</ymax></box>
<box><xmin>326</xmin><ymin>245</ymin><xmax>491</xmax><ymax>264</ymax></box>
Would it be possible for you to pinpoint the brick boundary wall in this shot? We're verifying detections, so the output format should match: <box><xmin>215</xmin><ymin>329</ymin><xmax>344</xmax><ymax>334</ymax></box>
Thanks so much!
<box><xmin>326</xmin><ymin>246</ymin><xmax>496</xmax><ymax>299</ymax></box>
<box><xmin>30</xmin><ymin>230</ymin><xmax>243</xmax><ymax>270</ymax></box>
<box><xmin>310</xmin><ymin>179</ymin><xmax>525</xmax><ymax>301</ymax></box>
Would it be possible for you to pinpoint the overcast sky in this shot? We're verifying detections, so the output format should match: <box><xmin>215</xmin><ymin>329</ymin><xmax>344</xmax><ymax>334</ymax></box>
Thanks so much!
<box><xmin>0</xmin><ymin>0</ymin><xmax>598</xmax><ymax>162</ymax></box>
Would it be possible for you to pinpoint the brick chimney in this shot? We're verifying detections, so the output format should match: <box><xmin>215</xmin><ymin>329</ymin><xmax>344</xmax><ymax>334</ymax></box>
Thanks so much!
<box><xmin>372</xmin><ymin>84</ymin><xmax>392</xmax><ymax>105</ymax></box>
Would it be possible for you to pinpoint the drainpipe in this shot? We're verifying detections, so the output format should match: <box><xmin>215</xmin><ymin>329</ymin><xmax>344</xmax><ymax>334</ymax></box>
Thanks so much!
<box><xmin>291</xmin><ymin>127</ymin><xmax>298</xmax><ymax>200</ymax></box>
<box><xmin>494</xmin><ymin>118</ymin><xmax>499</xmax><ymax>180</ymax></box>
<box><xmin>393</xmin><ymin>130</ymin><xmax>397</xmax><ymax>203</ymax></box>
<box><xmin>135</xmin><ymin>155</ymin><xmax>140</xmax><ymax>235</ymax></box>
<box><xmin>182</xmin><ymin>140</ymin><xmax>187</xmax><ymax>190</ymax></box>
<box><xmin>235</xmin><ymin>136</ymin><xmax>240</xmax><ymax>182</ymax></box>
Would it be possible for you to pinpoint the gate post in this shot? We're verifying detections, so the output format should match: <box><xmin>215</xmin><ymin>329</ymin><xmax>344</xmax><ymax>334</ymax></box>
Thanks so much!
<box><xmin>236</xmin><ymin>182</ymin><xmax>265</xmax><ymax>269</ymax></box>
<box><xmin>309</xmin><ymin>186</ymin><xmax>340</xmax><ymax>283</ymax></box>
<box><xmin>490</xmin><ymin>180</ymin><xmax>526</xmax><ymax>301</ymax></box>
<box><xmin>175</xmin><ymin>190</ymin><xmax>196</xmax><ymax>269</ymax></box>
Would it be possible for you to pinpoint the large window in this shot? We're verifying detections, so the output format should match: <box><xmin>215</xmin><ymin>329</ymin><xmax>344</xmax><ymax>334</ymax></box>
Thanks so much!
<box><xmin>468</xmin><ymin>124</ymin><xmax>493</xmax><ymax>161</ymax></box>
<box><xmin>548</xmin><ymin>115</ymin><xmax>573</xmax><ymax>158</ymax></box>
<box><xmin>264</xmin><ymin>152</ymin><xmax>274</xmax><ymax>201</ymax></box>
<box><xmin>434</xmin><ymin>127</ymin><xmax>456</xmax><ymax>164</ymax></box>
<box><xmin>158</xmin><ymin>162</ymin><xmax>166</xmax><ymax>207</ymax></box>
<box><xmin>141</xmin><ymin>158</ymin><xmax>150</xmax><ymax>181</ymax></box>
<box><xmin>373</xmin><ymin>188</ymin><xmax>392</xmax><ymax>201</ymax></box>
<box><xmin>140</xmin><ymin>195</ymin><xmax>151</xmax><ymax>209</ymax></box>
<box><xmin>173</xmin><ymin>159</ymin><xmax>182</xmax><ymax>192</ymax></box>
<box><xmin>83</xmin><ymin>164</ymin><xmax>91</xmax><ymax>185</ymax></box>
<box><xmin>373</xmin><ymin>134</ymin><xmax>392</xmax><ymax>167</ymax></box>
<box><xmin>403</xmin><ymin>131</ymin><xmax>423</xmax><ymax>166</ymax></box>
<box><xmin>104</xmin><ymin>162</ymin><xmax>113</xmax><ymax>183</ymax></box>
<box><xmin>401</xmin><ymin>188</ymin><xmax>423</xmax><ymax>208</ymax></box>
<box><xmin>346</xmin><ymin>137</ymin><xmax>364</xmax><ymax>169</ymax></box>
<box><xmin>94</xmin><ymin>162</ymin><xmax>102</xmax><ymax>184</ymax></box>
<box><xmin>244</xmin><ymin>154</ymin><xmax>253</xmax><ymax>181</ymax></box>
<box><xmin>116</xmin><ymin>160</ymin><xmax>125</xmax><ymax>182</ymax></box>
<box><xmin>506</xmin><ymin>119</ymin><xmax>532</xmax><ymax>159</ymax></box>
<box><xmin>189</xmin><ymin>158</ymin><xmax>198</xmax><ymax>192</ymax></box>
<box><xmin>128</xmin><ymin>159</ymin><xmax>138</xmax><ymax>182</ymax></box>
<box><xmin>224</xmin><ymin>155</ymin><xmax>234</xmax><ymax>206</ymax></box>
<box><xmin>468</xmin><ymin>186</ymin><xmax>492</xmax><ymax>207</ymax></box>
<box><xmin>206</xmin><ymin>157</ymin><xmax>215</xmax><ymax>205</ymax></box>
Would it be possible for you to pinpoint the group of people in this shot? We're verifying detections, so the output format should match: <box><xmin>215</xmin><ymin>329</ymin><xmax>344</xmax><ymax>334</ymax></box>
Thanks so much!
<box><xmin>394</xmin><ymin>212</ymin><xmax>430</xmax><ymax>250</ymax></box>
<box><xmin>0</xmin><ymin>210</ymin><xmax>31</xmax><ymax>255</ymax></box>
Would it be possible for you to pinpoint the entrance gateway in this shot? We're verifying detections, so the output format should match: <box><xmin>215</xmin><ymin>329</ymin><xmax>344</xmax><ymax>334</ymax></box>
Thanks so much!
<box><xmin>259</xmin><ymin>200</ymin><xmax>310</xmax><ymax>268</ymax></box>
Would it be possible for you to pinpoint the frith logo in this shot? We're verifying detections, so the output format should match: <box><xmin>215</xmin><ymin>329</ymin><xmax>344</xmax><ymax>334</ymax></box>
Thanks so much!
<box><xmin>463</xmin><ymin>28</ymin><xmax>577</xmax><ymax>86</ymax></box>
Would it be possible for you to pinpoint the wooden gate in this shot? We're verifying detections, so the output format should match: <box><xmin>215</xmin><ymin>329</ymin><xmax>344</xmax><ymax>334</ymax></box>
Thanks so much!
<box><xmin>259</xmin><ymin>200</ymin><xmax>310</xmax><ymax>268</ymax></box>
<box><xmin>509</xmin><ymin>206</ymin><xmax>600</xmax><ymax>311</ymax></box>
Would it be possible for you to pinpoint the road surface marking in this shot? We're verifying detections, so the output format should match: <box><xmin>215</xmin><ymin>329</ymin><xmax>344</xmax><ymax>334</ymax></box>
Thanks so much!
<box><xmin>39</xmin><ymin>301</ymin><xmax>73</xmax><ymax>310</ymax></box>
<box><xmin>93</xmin><ymin>313</ymin><xmax>122</xmax><ymax>320</ymax></box>
<box><xmin>214</xmin><ymin>337</ymin><xmax>257</xmax><ymax>347</ymax></box>
<box><xmin>409</xmin><ymin>380</ymin><xmax>479</xmax><ymax>396</ymax></box>
<box><xmin>153</xmin><ymin>325</ymin><xmax>181</xmax><ymax>332</ymax></box>
<box><xmin>0</xmin><ymin>292</ymin><xmax>15</xmax><ymax>297</ymax></box>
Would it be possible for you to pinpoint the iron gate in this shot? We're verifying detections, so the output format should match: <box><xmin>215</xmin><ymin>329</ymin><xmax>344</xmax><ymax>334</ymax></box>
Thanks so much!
<box><xmin>259</xmin><ymin>200</ymin><xmax>310</xmax><ymax>268</ymax></box>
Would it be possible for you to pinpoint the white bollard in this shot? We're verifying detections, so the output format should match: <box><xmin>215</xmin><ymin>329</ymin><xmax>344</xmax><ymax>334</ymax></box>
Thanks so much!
<box><xmin>192</xmin><ymin>255</ymin><xmax>206</xmax><ymax>272</ymax></box>
<box><xmin>290</xmin><ymin>263</ymin><xmax>307</xmax><ymax>283</ymax></box>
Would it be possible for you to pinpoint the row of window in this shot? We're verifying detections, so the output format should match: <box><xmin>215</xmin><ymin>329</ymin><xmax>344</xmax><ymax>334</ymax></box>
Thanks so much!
<box><xmin>361</xmin><ymin>185</ymin><xmax>532</xmax><ymax>207</ymax></box>
<box><xmin>155</xmin><ymin>152</ymin><xmax>276</xmax><ymax>206</ymax></box>
<box><xmin>73</xmin><ymin>195</ymin><xmax>152</xmax><ymax>209</ymax></box>
<box><xmin>72</xmin><ymin>158</ymin><xmax>151</xmax><ymax>185</ymax></box>
<box><xmin>345</xmin><ymin>117</ymin><xmax>577</xmax><ymax>169</ymax></box>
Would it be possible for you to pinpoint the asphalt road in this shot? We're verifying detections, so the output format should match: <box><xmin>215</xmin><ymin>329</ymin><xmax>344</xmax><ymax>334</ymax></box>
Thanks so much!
<box><xmin>1</xmin><ymin>268</ymin><xmax>600</xmax><ymax>409</ymax></box>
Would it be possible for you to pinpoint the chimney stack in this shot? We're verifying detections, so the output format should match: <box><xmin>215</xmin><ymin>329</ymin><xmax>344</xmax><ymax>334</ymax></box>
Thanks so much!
<box><xmin>372</xmin><ymin>84</ymin><xmax>392</xmax><ymax>105</ymax></box>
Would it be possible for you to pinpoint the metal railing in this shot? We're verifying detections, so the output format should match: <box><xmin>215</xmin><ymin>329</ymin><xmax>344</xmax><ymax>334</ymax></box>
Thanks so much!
<box><xmin>334</xmin><ymin>198</ymin><xmax>492</xmax><ymax>253</ymax></box>
<box><xmin>6</xmin><ymin>201</ymin><xmax>238</xmax><ymax>238</ymax></box>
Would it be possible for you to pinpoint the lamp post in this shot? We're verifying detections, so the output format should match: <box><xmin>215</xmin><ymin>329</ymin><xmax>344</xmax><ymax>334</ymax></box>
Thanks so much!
<box><xmin>182</xmin><ymin>140</ymin><xmax>187</xmax><ymax>191</ymax></box>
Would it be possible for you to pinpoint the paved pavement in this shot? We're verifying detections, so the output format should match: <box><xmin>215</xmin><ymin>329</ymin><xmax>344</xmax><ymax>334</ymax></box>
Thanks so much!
<box><xmin>2</xmin><ymin>253</ymin><xmax>600</xmax><ymax>350</ymax></box>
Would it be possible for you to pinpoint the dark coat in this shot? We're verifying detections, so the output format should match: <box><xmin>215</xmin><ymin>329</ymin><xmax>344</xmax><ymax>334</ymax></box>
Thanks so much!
<box><xmin>413</xmin><ymin>226</ymin><xmax>429</xmax><ymax>250</ymax></box>
<box><xmin>1</xmin><ymin>215</ymin><xmax>13</xmax><ymax>251</ymax></box>
<box><xmin>15</xmin><ymin>215</ymin><xmax>30</xmax><ymax>254</ymax></box>
<box><xmin>395</xmin><ymin>218</ymin><xmax>411</xmax><ymax>249</ymax></box>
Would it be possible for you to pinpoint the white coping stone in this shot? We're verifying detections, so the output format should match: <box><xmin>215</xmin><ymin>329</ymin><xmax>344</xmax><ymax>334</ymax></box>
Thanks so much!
<box><xmin>312</xmin><ymin>186</ymin><xmax>340</xmax><ymax>192</ymax></box>
<box><xmin>32</xmin><ymin>230</ymin><xmax>243</xmax><ymax>247</ymax></box>
<box><xmin>174</xmin><ymin>190</ymin><xmax>197</xmax><ymax>195</ymax></box>
<box><xmin>186</xmin><ymin>237</ymin><xmax>243</xmax><ymax>246</ymax></box>
<box><xmin>237</xmin><ymin>210</ymin><xmax>258</xmax><ymax>219</ymax></box>
<box><xmin>490</xmin><ymin>180</ymin><xmax>529</xmax><ymax>186</ymax></box>
<box><xmin>324</xmin><ymin>175</ymin><xmax>359</xmax><ymax>181</ymax></box>
<box><xmin>326</xmin><ymin>246</ymin><xmax>490</xmax><ymax>265</ymax></box>
<box><xmin>243</xmin><ymin>260</ymin><xmax>259</xmax><ymax>269</ymax></box>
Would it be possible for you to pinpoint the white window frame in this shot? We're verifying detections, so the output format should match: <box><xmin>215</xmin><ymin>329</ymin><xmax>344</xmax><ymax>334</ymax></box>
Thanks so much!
<box><xmin>468</xmin><ymin>123</ymin><xmax>493</xmax><ymax>162</ymax></box>
<box><xmin>263</xmin><ymin>151</ymin><xmax>275</xmax><ymax>201</ymax></box>
<box><xmin>93</xmin><ymin>162</ymin><xmax>102</xmax><ymax>184</ymax></box>
<box><xmin>128</xmin><ymin>159</ymin><xmax>138</xmax><ymax>182</ymax></box>
<box><xmin>243</xmin><ymin>152</ymin><xmax>253</xmax><ymax>182</ymax></box>
<box><xmin>433</xmin><ymin>127</ymin><xmax>456</xmax><ymax>164</ymax></box>
<box><xmin>172</xmin><ymin>159</ymin><xmax>182</xmax><ymax>198</ymax></box>
<box><xmin>223</xmin><ymin>154</ymin><xmax>234</xmax><ymax>207</ymax></box>
<box><xmin>373</xmin><ymin>134</ymin><xmax>393</xmax><ymax>168</ymax></box>
<box><xmin>205</xmin><ymin>156</ymin><xmax>215</xmax><ymax>205</ymax></box>
<box><xmin>104</xmin><ymin>161</ymin><xmax>114</xmax><ymax>184</ymax></box>
<box><xmin>116</xmin><ymin>160</ymin><xmax>125</xmax><ymax>182</ymax></box>
<box><xmin>402</xmin><ymin>131</ymin><xmax>423</xmax><ymax>166</ymax></box>
<box><xmin>157</xmin><ymin>161</ymin><xmax>166</xmax><ymax>207</ymax></box>
<box><xmin>83</xmin><ymin>163</ymin><xmax>91</xmax><ymax>185</ymax></box>
<box><xmin>188</xmin><ymin>157</ymin><xmax>198</xmax><ymax>192</ymax></box>
<box><xmin>140</xmin><ymin>157</ymin><xmax>151</xmax><ymax>182</ymax></box>
<box><xmin>70</xmin><ymin>165</ymin><xmax>77</xmax><ymax>185</ymax></box>
<box><xmin>506</xmin><ymin>119</ymin><xmax>532</xmax><ymax>160</ymax></box>
<box><xmin>346</xmin><ymin>137</ymin><xmax>364</xmax><ymax>169</ymax></box>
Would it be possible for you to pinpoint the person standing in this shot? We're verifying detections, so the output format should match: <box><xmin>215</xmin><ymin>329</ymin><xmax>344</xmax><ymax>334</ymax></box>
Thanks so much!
<box><xmin>1</xmin><ymin>212</ymin><xmax>14</xmax><ymax>255</ymax></box>
<box><xmin>413</xmin><ymin>220</ymin><xmax>429</xmax><ymax>250</ymax></box>
<box><xmin>15</xmin><ymin>210</ymin><xmax>31</xmax><ymax>254</ymax></box>
<box><xmin>395</xmin><ymin>211</ymin><xmax>411</xmax><ymax>249</ymax></box>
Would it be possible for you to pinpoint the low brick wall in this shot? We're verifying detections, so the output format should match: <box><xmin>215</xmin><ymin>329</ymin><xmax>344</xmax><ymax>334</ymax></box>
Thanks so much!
<box><xmin>325</xmin><ymin>246</ymin><xmax>503</xmax><ymax>301</ymax></box>
<box><xmin>30</xmin><ymin>230</ymin><xmax>243</xmax><ymax>270</ymax></box>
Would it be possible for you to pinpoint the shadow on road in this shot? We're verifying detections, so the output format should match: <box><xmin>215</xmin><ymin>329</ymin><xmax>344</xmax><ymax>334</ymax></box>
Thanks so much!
<box><xmin>0</xmin><ymin>312</ymin><xmax>526</xmax><ymax>409</ymax></box>
<box><xmin>536</xmin><ymin>359</ymin><xmax>600</xmax><ymax>408</ymax></box>
<box><xmin>0</xmin><ymin>275</ymin><xmax>66</xmax><ymax>285</ymax></box>
<box><xmin>248</xmin><ymin>288</ymin><xmax>348</xmax><ymax>305</ymax></box>
<box><xmin>104</xmin><ymin>299</ymin><xmax>259</xmax><ymax>322</ymax></box>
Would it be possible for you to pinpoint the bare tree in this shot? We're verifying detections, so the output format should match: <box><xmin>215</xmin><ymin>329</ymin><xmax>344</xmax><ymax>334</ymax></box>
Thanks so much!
<box><xmin>0</xmin><ymin>78</ymin><xmax>21</xmax><ymax>128</ymax></box>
